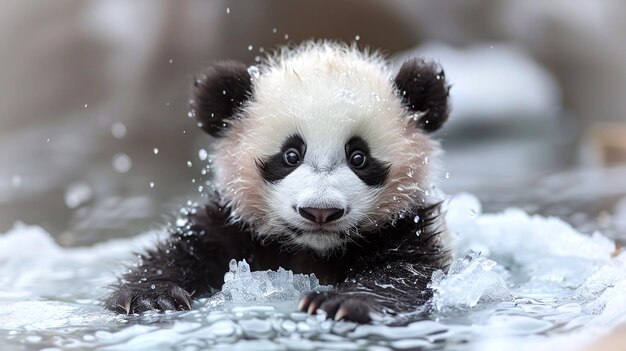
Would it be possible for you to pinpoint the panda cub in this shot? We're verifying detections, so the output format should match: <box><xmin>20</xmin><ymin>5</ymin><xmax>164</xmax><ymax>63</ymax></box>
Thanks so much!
<box><xmin>106</xmin><ymin>41</ymin><xmax>451</xmax><ymax>323</ymax></box>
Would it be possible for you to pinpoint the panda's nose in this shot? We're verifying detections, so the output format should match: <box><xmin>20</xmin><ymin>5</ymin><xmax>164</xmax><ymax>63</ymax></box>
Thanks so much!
<box><xmin>298</xmin><ymin>207</ymin><xmax>344</xmax><ymax>224</ymax></box>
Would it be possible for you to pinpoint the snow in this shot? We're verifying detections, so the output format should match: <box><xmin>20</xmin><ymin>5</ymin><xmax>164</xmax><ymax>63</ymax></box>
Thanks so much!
<box><xmin>431</xmin><ymin>193</ymin><xmax>626</xmax><ymax>350</ymax></box>
<box><xmin>2</xmin><ymin>193</ymin><xmax>626</xmax><ymax>350</ymax></box>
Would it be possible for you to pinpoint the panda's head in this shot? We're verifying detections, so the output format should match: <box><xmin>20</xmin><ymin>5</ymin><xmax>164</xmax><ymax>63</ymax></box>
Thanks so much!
<box><xmin>190</xmin><ymin>42</ymin><xmax>450</xmax><ymax>255</ymax></box>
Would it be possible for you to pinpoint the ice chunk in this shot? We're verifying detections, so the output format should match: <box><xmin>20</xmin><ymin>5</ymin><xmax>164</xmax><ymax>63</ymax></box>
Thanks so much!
<box><xmin>429</xmin><ymin>253</ymin><xmax>510</xmax><ymax>310</ymax></box>
<box><xmin>219</xmin><ymin>260</ymin><xmax>332</xmax><ymax>303</ymax></box>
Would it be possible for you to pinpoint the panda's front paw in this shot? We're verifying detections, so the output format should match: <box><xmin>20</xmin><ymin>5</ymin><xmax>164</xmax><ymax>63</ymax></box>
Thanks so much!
<box><xmin>298</xmin><ymin>291</ymin><xmax>372</xmax><ymax>323</ymax></box>
<box><xmin>105</xmin><ymin>282</ymin><xmax>192</xmax><ymax>314</ymax></box>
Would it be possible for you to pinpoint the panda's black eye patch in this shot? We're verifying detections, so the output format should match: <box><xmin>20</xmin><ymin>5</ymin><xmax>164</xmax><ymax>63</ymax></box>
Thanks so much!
<box><xmin>258</xmin><ymin>135</ymin><xmax>306</xmax><ymax>183</ymax></box>
<box><xmin>345</xmin><ymin>137</ymin><xmax>389</xmax><ymax>187</ymax></box>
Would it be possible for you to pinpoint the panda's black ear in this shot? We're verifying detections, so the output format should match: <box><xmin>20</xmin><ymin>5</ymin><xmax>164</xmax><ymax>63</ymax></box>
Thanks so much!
<box><xmin>190</xmin><ymin>61</ymin><xmax>252</xmax><ymax>137</ymax></box>
<box><xmin>394</xmin><ymin>58</ymin><xmax>450</xmax><ymax>133</ymax></box>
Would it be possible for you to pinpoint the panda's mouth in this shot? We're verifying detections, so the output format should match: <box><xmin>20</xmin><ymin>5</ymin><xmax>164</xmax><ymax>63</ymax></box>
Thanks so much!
<box><xmin>283</xmin><ymin>222</ymin><xmax>341</xmax><ymax>236</ymax></box>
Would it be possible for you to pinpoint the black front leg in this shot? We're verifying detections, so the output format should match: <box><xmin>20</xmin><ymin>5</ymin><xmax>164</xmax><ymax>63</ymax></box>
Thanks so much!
<box><xmin>299</xmin><ymin>204</ymin><xmax>451</xmax><ymax>323</ymax></box>
<box><xmin>298</xmin><ymin>260</ymin><xmax>440</xmax><ymax>323</ymax></box>
<box><xmin>105</xmin><ymin>199</ymin><xmax>252</xmax><ymax>314</ymax></box>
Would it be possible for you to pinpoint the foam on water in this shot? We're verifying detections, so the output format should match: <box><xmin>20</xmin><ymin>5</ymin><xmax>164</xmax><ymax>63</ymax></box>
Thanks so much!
<box><xmin>1</xmin><ymin>194</ymin><xmax>626</xmax><ymax>350</ymax></box>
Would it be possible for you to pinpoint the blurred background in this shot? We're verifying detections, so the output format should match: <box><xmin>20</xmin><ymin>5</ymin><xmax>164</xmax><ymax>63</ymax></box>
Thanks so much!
<box><xmin>1</xmin><ymin>0</ymin><xmax>625</xmax><ymax>246</ymax></box>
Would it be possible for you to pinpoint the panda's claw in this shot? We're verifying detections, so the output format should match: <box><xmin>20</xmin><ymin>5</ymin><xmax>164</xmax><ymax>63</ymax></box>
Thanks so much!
<box><xmin>297</xmin><ymin>295</ymin><xmax>311</xmax><ymax>311</ymax></box>
<box><xmin>168</xmin><ymin>285</ymin><xmax>192</xmax><ymax>310</ymax></box>
<box><xmin>116</xmin><ymin>302</ymin><xmax>131</xmax><ymax>315</ymax></box>
<box><xmin>107</xmin><ymin>286</ymin><xmax>134</xmax><ymax>314</ymax></box>
<box><xmin>106</xmin><ymin>283</ymin><xmax>193</xmax><ymax>314</ymax></box>
<box><xmin>299</xmin><ymin>291</ymin><xmax>372</xmax><ymax>323</ymax></box>
<box><xmin>332</xmin><ymin>298</ymin><xmax>371</xmax><ymax>323</ymax></box>
<box><xmin>334</xmin><ymin>307</ymin><xmax>349</xmax><ymax>321</ymax></box>
<box><xmin>307</xmin><ymin>301</ymin><xmax>320</xmax><ymax>315</ymax></box>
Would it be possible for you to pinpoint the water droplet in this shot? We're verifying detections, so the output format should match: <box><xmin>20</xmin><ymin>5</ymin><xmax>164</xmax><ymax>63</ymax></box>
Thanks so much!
<box><xmin>247</xmin><ymin>45</ymin><xmax>253</xmax><ymax>51</ymax></box>
<box><xmin>84</xmin><ymin>104</ymin><xmax>88</xmax><ymax>108</ymax></box>
<box><xmin>187</xmin><ymin>161</ymin><xmax>193</xmax><ymax>167</ymax></box>
<box><xmin>64</xmin><ymin>182</ymin><xmax>93</xmax><ymax>209</ymax></box>
<box><xmin>111</xmin><ymin>122</ymin><xmax>127</xmax><ymax>139</ymax></box>
<box><xmin>272</xmin><ymin>28</ymin><xmax>277</xmax><ymax>34</ymax></box>
<box><xmin>151</xmin><ymin>284</ymin><xmax>156</xmax><ymax>289</ymax></box>
<box><xmin>149</xmin><ymin>181</ymin><xmax>155</xmax><ymax>188</ymax></box>
<box><xmin>414</xmin><ymin>215</ymin><xmax>420</xmax><ymax>223</ymax></box>
<box><xmin>247</xmin><ymin>65</ymin><xmax>260</xmax><ymax>79</ymax></box>
<box><xmin>45</xmin><ymin>138</ymin><xmax>50</xmax><ymax>143</ymax></box>
<box><xmin>222</xmin><ymin>90</ymin><xmax>226</xmax><ymax>95</ymax></box>
<box><xmin>198</xmin><ymin>149</ymin><xmax>208</xmax><ymax>161</ymax></box>
<box><xmin>198</xmin><ymin>185</ymin><xmax>204</xmax><ymax>193</ymax></box>
<box><xmin>226</xmin><ymin>7</ymin><xmax>230</xmax><ymax>14</ymax></box>
<box><xmin>355</xmin><ymin>35</ymin><xmax>360</xmax><ymax>41</ymax></box>
<box><xmin>169</xmin><ymin>59</ymin><xmax>173</xmax><ymax>64</ymax></box>
<box><xmin>445</xmin><ymin>171</ymin><xmax>450</xmax><ymax>179</ymax></box>
<box><xmin>153</xmin><ymin>148</ymin><xmax>159</xmax><ymax>155</ymax></box>
<box><xmin>112</xmin><ymin>153</ymin><xmax>132</xmax><ymax>173</ymax></box>
<box><xmin>424</xmin><ymin>157</ymin><xmax>430</xmax><ymax>165</ymax></box>
<box><xmin>469</xmin><ymin>209</ymin><xmax>478</xmax><ymax>217</ymax></box>
<box><xmin>284</xmin><ymin>34</ymin><xmax>289</xmax><ymax>40</ymax></box>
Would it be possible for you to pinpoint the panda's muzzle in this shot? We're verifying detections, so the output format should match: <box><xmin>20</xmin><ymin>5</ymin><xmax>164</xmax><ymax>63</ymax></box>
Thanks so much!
<box><xmin>298</xmin><ymin>207</ymin><xmax>345</xmax><ymax>224</ymax></box>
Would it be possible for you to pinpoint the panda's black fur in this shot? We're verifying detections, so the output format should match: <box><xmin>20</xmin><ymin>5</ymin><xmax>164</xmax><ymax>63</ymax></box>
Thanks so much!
<box><xmin>105</xmin><ymin>43</ymin><xmax>451</xmax><ymax>323</ymax></box>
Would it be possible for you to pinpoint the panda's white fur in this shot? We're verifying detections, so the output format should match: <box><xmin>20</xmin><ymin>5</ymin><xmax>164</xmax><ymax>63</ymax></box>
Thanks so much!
<box><xmin>211</xmin><ymin>42</ymin><xmax>441</xmax><ymax>255</ymax></box>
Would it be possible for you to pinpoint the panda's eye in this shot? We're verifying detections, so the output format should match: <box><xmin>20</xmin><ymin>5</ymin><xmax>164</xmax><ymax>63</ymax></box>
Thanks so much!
<box><xmin>349</xmin><ymin>150</ymin><xmax>367</xmax><ymax>169</ymax></box>
<box><xmin>283</xmin><ymin>148</ymin><xmax>301</xmax><ymax>166</ymax></box>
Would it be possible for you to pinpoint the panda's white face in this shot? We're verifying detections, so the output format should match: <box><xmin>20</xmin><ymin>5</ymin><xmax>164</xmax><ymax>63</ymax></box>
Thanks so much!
<box><xmin>261</xmin><ymin>133</ymin><xmax>387</xmax><ymax>253</ymax></box>
<box><xmin>209</xmin><ymin>44</ymin><xmax>441</xmax><ymax>255</ymax></box>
